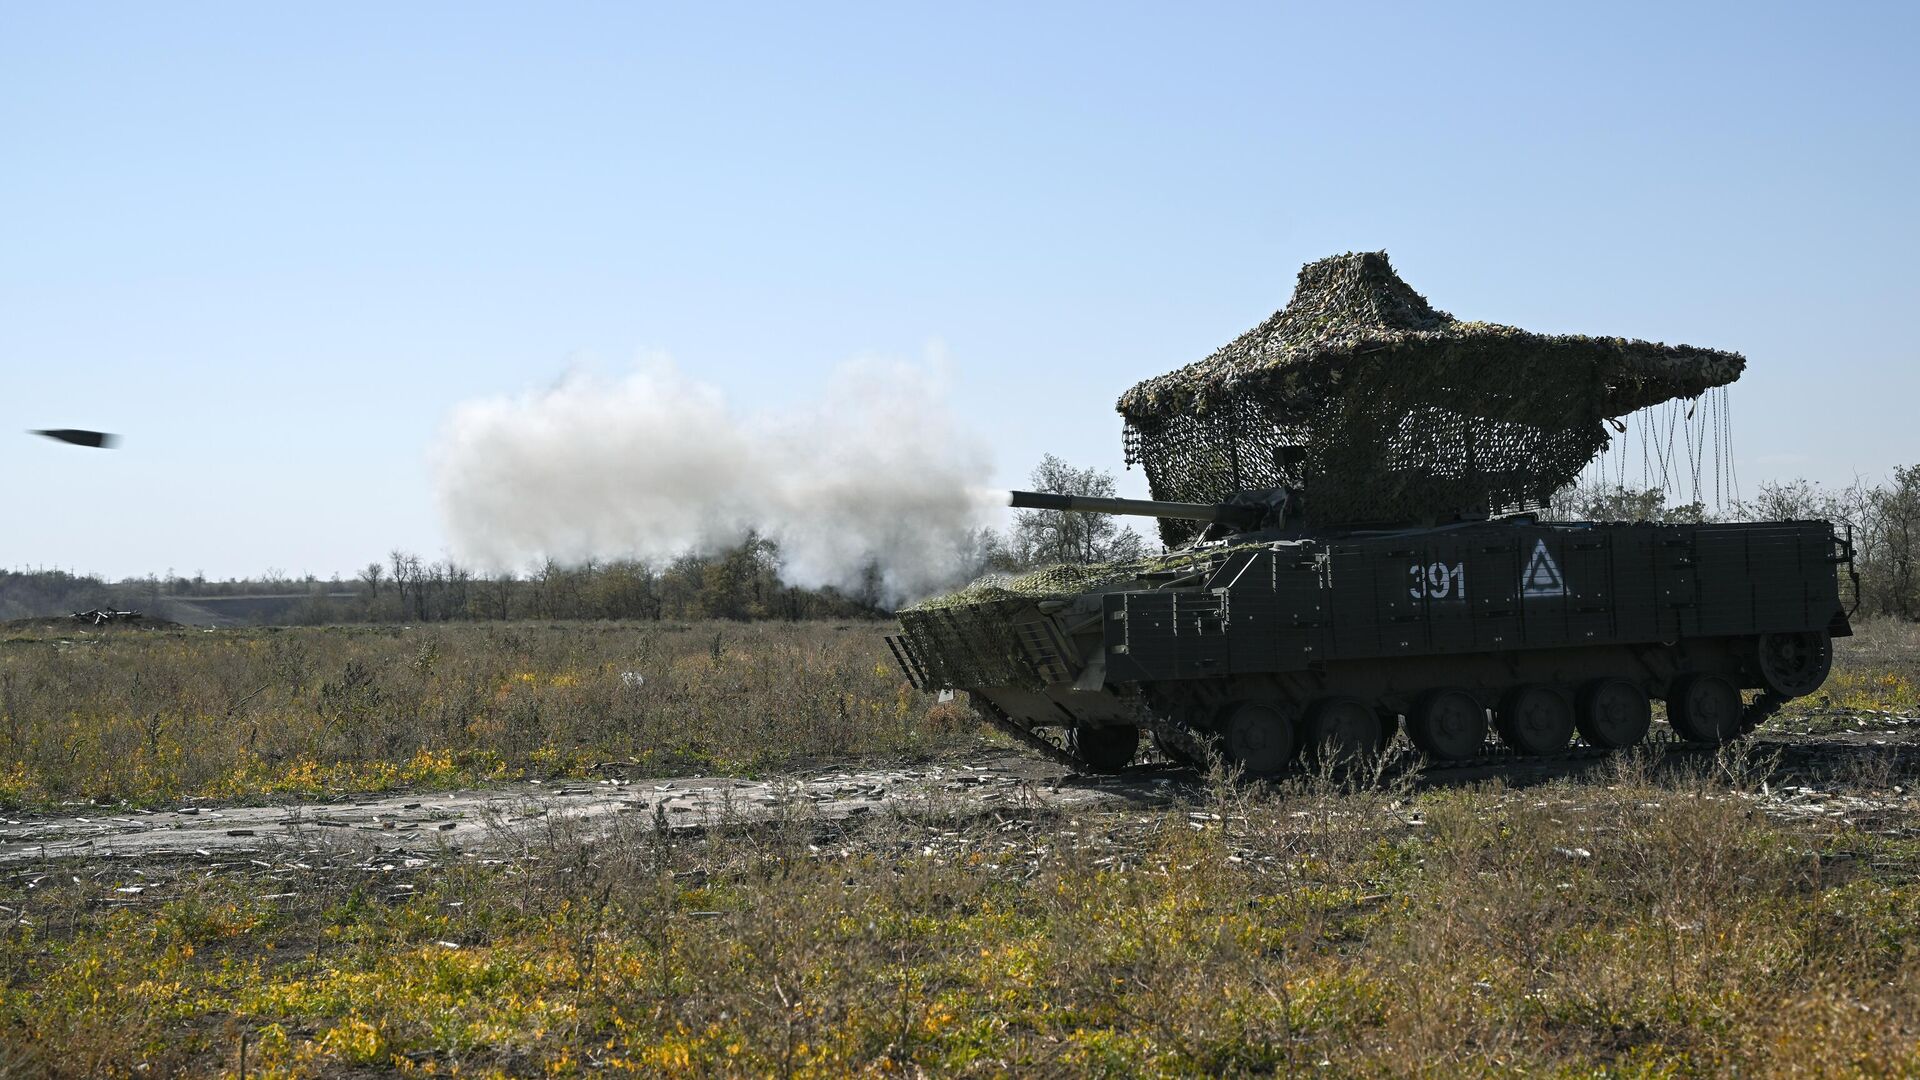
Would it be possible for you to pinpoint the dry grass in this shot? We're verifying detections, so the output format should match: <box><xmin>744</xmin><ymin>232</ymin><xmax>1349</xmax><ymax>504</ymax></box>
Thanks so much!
<box><xmin>1775</xmin><ymin>619</ymin><xmax>1920</xmax><ymax>731</ymax></box>
<box><xmin>5</xmin><ymin>757</ymin><xmax>1920</xmax><ymax>1076</ymax></box>
<box><xmin>0</xmin><ymin>622</ymin><xmax>965</xmax><ymax>807</ymax></box>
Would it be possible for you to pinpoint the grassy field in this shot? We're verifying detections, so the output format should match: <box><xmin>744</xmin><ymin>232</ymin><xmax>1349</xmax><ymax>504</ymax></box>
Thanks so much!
<box><xmin>0</xmin><ymin>621</ymin><xmax>969</xmax><ymax>808</ymax></box>
<box><xmin>6</xmin><ymin>754</ymin><xmax>1920</xmax><ymax>1076</ymax></box>
<box><xmin>0</xmin><ymin>616</ymin><xmax>1912</xmax><ymax>810</ymax></box>
<box><xmin>1774</xmin><ymin>619</ymin><xmax>1920</xmax><ymax>731</ymax></box>
<box><xmin>2</xmin><ymin>620</ymin><xmax>1920</xmax><ymax>1076</ymax></box>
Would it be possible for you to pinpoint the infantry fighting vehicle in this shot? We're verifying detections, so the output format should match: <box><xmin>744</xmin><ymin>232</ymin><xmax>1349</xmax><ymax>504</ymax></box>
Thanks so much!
<box><xmin>888</xmin><ymin>253</ymin><xmax>1854</xmax><ymax>776</ymax></box>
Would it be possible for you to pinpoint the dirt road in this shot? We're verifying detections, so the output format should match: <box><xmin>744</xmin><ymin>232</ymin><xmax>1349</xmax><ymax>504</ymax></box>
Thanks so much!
<box><xmin>0</xmin><ymin>749</ymin><xmax>1175</xmax><ymax>865</ymax></box>
<box><xmin>4</xmin><ymin>723</ymin><xmax>1918</xmax><ymax>868</ymax></box>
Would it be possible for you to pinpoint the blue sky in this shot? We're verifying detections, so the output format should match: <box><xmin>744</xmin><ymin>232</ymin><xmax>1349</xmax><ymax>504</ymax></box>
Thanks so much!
<box><xmin>3</xmin><ymin>2</ymin><xmax>1914</xmax><ymax>579</ymax></box>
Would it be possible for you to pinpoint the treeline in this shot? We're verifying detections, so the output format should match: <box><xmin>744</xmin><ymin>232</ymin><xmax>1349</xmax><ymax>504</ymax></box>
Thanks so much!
<box><xmin>0</xmin><ymin>532</ymin><xmax>891</xmax><ymax>626</ymax></box>
<box><xmin>350</xmin><ymin>533</ymin><xmax>889</xmax><ymax>624</ymax></box>
<box><xmin>0</xmin><ymin>569</ymin><xmax>128</xmax><ymax>623</ymax></box>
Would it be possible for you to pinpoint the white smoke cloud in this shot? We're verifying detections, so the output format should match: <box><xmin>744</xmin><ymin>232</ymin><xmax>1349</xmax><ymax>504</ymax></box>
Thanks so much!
<box><xmin>433</xmin><ymin>351</ymin><xmax>1001</xmax><ymax>601</ymax></box>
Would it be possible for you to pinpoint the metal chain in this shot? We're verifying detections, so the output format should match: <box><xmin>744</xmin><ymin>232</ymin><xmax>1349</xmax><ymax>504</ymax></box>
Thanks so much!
<box><xmin>969</xmin><ymin>697</ymin><xmax>1082</xmax><ymax>771</ymax></box>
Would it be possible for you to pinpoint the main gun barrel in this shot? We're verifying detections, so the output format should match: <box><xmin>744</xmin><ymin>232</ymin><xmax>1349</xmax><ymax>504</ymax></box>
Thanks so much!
<box><xmin>1009</xmin><ymin>490</ymin><xmax>1259</xmax><ymax>528</ymax></box>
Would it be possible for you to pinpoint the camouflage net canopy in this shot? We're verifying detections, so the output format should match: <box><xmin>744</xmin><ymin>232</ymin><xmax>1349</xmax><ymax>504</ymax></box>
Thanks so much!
<box><xmin>1119</xmin><ymin>252</ymin><xmax>1747</xmax><ymax>544</ymax></box>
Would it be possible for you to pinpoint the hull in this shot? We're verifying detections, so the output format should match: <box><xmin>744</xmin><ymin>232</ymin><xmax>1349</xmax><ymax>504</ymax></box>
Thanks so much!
<box><xmin>891</xmin><ymin>519</ymin><xmax>1854</xmax><ymax>773</ymax></box>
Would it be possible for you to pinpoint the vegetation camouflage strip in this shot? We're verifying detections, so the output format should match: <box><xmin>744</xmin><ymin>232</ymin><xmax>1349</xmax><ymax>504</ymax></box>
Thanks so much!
<box><xmin>899</xmin><ymin>546</ymin><xmax>1280</xmax><ymax>689</ymax></box>
<box><xmin>901</xmin><ymin>544</ymin><xmax>1261</xmax><ymax>611</ymax></box>
<box><xmin>1116</xmin><ymin>252</ymin><xmax>1746</xmax><ymax>540</ymax></box>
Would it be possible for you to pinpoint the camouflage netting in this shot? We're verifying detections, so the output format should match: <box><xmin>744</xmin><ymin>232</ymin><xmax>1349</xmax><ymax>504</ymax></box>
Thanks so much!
<box><xmin>897</xmin><ymin>545</ymin><xmax>1267</xmax><ymax>689</ymax></box>
<box><xmin>1119</xmin><ymin>252</ymin><xmax>1746</xmax><ymax>544</ymax></box>
<box><xmin>903</xmin><ymin>545</ymin><xmax>1249</xmax><ymax>611</ymax></box>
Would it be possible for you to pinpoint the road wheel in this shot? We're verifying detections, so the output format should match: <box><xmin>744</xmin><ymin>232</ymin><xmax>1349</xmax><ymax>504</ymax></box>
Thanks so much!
<box><xmin>1152</xmin><ymin>730</ymin><xmax>1202</xmax><ymax>769</ymax></box>
<box><xmin>1575</xmin><ymin>678</ymin><xmax>1652</xmax><ymax>749</ymax></box>
<box><xmin>1495</xmin><ymin>685</ymin><xmax>1575</xmax><ymax>755</ymax></box>
<box><xmin>1756</xmin><ymin>631</ymin><xmax>1832</xmax><ymax>698</ymax></box>
<box><xmin>1669</xmin><ymin>674</ymin><xmax>1744</xmax><ymax>744</ymax></box>
<box><xmin>1304</xmin><ymin>697</ymin><xmax>1384</xmax><ymax>769</ymax></box>
<box><xmin>1408</xmin><ymin>689</ymin><xmax>1487</xmax><ymax>761</ymax></box>
<box><xmin>1068</xmin><ymin>724</ymin><xmax>1139</xmax><ymax>773</ymax></box>
<box><xmin>1218</xmin><ymin>700</ymin><xmax>1298</xmax><ymax>778</ymax></box>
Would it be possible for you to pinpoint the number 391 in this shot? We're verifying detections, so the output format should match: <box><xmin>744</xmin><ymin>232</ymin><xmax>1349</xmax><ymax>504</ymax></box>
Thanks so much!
<box><xmin>1409</xmin><ymin>561</ymin><xmax>1466</xmax><ymax>600</ymax></box>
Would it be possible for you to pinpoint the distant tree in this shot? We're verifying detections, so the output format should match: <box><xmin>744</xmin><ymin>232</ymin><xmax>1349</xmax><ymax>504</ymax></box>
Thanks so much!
<box><xmin>950</xmin><ymin>525</ymin><xmax>1018</xmax><ymax>581</ymax></box>
<box><xmin>1736</xmin><ymin>477</ymin><xmax>1874</xmax><ymax>533</ymax></box>
<box><xmin>658</xmin><ymin>553</ymin><xmax>706</xmax><ymax>619</ymax></box>
<box><xmin>1549</xmin><ymin>481</ymin><xmax>1706</xmax><ymax>524</ymax></box>
<box><xmin>529</xmin><ymin>557</ymin><xmax>563</xmax><ymax>619</ymax></box>
<box><xmin>698</xmin><ymin>531</ymin><xmax>782</xmax><ymax>620</ymax></box>
<box><xmin>1870</xmin><ymin>466</ymin><xmax>1920</xmax><ymax>620</ymax></box>
<box><xmin>440</xmin><ymin>561</ymin><xmax>470</xmax><ymax>621</ymax></box>
<box><xmin>592</xmin><ymin>560</ymin><xmax>659</xmax><ymax>620</ymax></box>
<box><xmin>388</xmin><ymin>550</ymin><xmax>428</xmax><ymax>620</ymax></box>
<box><xmin>388</xmin><ymin>550</ymin><xmax>410</xmax><ymax>617</ymax></box>
<box><xmin>1007</xmin><ymin>454</ymin><xmax>1147</xmax><ymax>566</ymax></box>
<box><xmin>359</xmin><ymin>562</ymin><xmax>384</xmax><ymax>600</ymax></box>
<box><xmin>852</xmin><ymin>557</ymin><xmax>886</xmax><ymax>612</ymax></box>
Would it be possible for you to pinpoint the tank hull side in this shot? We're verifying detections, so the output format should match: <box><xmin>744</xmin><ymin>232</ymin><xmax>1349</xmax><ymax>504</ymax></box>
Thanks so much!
<box><xmin>891</xmin><ymin>518</ymin><xmax>1851</xmax><ymax>750</ymax></box>
<box><xmin>1104</xmin><ymin>520</ymin><xmax>1850</xmax><ymax>688</ymax></box>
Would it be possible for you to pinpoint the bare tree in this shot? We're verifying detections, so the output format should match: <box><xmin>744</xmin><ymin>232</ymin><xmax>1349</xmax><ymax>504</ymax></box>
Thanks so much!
<box><xmin>358</xmin><ymin>562</ymin><xmax>384</xmax><ymax>600</ymax></box>
<box><xmin>388</xmin><ymin>550</ymin><xmax>424</xmax><ymax>620</ymax></box>
<box><xmin>444</xmin><ymin>559</ymin><xmax>471</xmax><ymax>619</ymax></box>
<box><xmin>477</xmin><ymin>570</ymin><xmax>515</xmax><ymax>620</ymax></box>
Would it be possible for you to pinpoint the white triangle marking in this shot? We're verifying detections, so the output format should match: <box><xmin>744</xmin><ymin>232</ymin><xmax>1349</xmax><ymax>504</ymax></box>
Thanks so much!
<box><xmin>1521</xmin><ymin>539</ymin><xmax>1567</xmax><ymax>598</ymax></box>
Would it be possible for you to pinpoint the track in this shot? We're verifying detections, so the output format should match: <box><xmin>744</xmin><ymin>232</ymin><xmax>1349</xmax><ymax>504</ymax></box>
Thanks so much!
<box><xmin>1001</xmin><ymin>689</ymin><xmax>1798</xmax><ymax>782</ymax></box>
